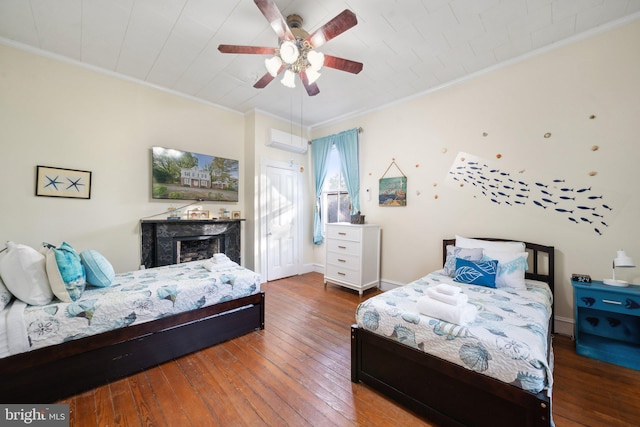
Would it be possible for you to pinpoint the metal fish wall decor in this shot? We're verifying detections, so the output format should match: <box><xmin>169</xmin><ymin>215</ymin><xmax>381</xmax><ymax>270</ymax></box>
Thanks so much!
<box><xmin>446</xmin><ymin>152</ymin><xmax>618</xmax><ymax>236</ymax></box>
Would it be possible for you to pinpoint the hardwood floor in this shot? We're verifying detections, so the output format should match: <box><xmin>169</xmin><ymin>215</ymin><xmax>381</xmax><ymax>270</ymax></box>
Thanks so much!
<box><xmin>59</xmin><ymin>272</ymin><xmax>640</xmax><ymax>426</ymax></box>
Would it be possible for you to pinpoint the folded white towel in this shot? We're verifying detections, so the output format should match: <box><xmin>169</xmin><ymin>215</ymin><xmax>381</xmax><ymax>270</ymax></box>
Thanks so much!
<box><xmin>203</xmin><ymin>259</ymin><xmax>238</xmax><ymax>271</ymax></box>
<box><xmin>417</xmin><ymin>296</ymin><xmax>477</xmax><ymax>326</ymax></box>
<box><xmin>427</xmin><ymin>287</ymin><xmax>468</xmax><ymax>306</ymax></box>
<box><xmin>212</xmin><ymin>253</ymin><xmax>229</xmax><ymax>261</ymax></box>
<box><xmin>435</xmin><ymin>283</ymin><xmax>461</xmax><ymax>295</ymax></box>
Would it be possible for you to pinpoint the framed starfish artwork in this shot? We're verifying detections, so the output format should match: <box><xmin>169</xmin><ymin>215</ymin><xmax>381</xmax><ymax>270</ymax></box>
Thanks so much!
<box><xmin>36</xmin><ymin>165</ymin><xmax>92</xmax><ymax>199</ymax></box>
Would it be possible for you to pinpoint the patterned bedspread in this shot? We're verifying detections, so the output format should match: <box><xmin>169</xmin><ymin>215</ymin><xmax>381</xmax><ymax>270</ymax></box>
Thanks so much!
<box><xmin>4</xmin><ymin>260</ymin><xmax>261</xmax><ymax>357</ymax></box>
<box><xmin>355</xmin><ymin>271</ymin><xmax>553</xmax><ymax>394</ymax></box>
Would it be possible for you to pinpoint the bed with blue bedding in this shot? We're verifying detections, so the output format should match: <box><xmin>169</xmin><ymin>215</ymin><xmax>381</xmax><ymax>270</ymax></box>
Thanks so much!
<box><xmin>351</xmin><ymin>238</ymin><xmax>555</xmax><ymax>427</ymax></box>
<box><xmin>0</xmin><ymin>260</ymin><xmax>264</xmax><ymax>403</ymax></box>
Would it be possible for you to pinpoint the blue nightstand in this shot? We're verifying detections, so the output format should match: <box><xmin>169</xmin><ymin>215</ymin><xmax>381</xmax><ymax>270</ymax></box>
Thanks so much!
<box><xmin>572</xmin><ymin>280</ymin><xmax>640</xmax><ymax>370</ymax></box>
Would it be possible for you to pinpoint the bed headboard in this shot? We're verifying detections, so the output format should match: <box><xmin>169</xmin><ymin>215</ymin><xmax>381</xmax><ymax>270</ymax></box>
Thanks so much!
<box><xmin>443</xmin><ymin>238</ymin><xmax>555</xmax><ymax>331</ymax></box>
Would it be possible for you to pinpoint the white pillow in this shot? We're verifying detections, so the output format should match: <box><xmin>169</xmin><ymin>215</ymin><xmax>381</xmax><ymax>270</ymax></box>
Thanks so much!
<box><xmin>443</xmin><ymin>245</ymin><xmax>484</xmax><ymax>277</ymax></box>
<box><xmin>455</xmin><ymin>235</ymin><xmax>525</xmax><ymax>253</ymax></box>
<box><xmin>0</xmin><ymin>242</ymin><xmax>53</xmax><ymax>305</ymax></box>
<box><xmin>484</xmin><ymin>250</ymin><xmax>529</xmax><ymax>289</ymax></box>
<box><xmin>0</xmin><ymin>276</ymin><xmax>13</xmax><ymax>310</ymax></box>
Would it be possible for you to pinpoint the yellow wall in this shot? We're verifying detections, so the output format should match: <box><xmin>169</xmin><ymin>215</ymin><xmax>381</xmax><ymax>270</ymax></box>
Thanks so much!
<box><xmin>311</xmin><ymin>19</ymin><xmax>640</xmax><ymax>330</ymax></box>
<box><xmin>0</xmin><ymin>45</ymin><xmax>245</xmax><ymax>272</ymax></box>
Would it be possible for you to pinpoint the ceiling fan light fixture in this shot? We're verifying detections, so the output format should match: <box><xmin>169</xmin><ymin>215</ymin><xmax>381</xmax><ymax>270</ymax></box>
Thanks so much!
<box><xmin>281</xmin><ymin>70</ymin><xmax>296</xmax><ymax>88</ymax></box>
<box><xmin>306</xmin><ymin>67</ymin><xmax>321</xmax><ymax>84</ymax></box>
<box><xmin>307</xmin><ymin>50</ymin><xmax>324</xmax><ymax>70</ymax></box>
<box><xmin>265</xmin><ymin>56</ymin><xmax>282</xmax><ymax>76</ymax></box>
<box><xmin>279</xmin><ymin>41</ymin><xmax>299</xmax><ymax>64</ymax></box>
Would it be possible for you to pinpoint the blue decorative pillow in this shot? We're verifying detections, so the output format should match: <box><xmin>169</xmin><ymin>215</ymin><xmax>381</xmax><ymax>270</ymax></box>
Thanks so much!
<box><xmin>80</xmin><ymin>250</ymin><xmax>115</xmax><ymax>288</ymax></box>
<box><xmin>44</xmin><ymin>242</ymin><xmax>86</xmax><ymax>302</ymax></box>
<box><xmin>454</xmin><ymin>257</ymin><xmax>498</xmax><ymax>288</ymax></box>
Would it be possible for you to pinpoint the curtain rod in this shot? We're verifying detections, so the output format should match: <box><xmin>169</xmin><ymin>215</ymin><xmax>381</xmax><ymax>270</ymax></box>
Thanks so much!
<box><xmin>308</xmin><ymin>127</ymin><xmax>363</xmax><ymax>144</ymax></box>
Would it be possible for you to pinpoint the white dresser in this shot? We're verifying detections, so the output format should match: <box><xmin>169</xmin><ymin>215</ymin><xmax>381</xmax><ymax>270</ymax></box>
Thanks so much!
<box><xmin>324</xmin><ymin>223</ymin><xmax>381</xmax><ymax>296</ymax></box>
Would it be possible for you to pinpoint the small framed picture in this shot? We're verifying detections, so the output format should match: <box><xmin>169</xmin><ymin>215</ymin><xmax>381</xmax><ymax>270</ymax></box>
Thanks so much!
<box><xmin>232</xmin><ymin>211</ymin><xmax>241</xmax><ymax>219</ymax></box>
<box><xmin>187</xmin><ymin>209</ymin><xmax>210</xmax><ymax>219</ymax></box>
<box><xmin>36</xmin><ymin>166</ymin><xmax>92</xmax><ymax>199</ymax></box>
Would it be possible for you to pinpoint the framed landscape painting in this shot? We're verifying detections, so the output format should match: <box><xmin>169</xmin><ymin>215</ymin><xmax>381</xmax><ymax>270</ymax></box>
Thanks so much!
<box><xmin>151</xmin><ymin>147</ymin><xmax>239</xmax><ymax>202</ymax></box>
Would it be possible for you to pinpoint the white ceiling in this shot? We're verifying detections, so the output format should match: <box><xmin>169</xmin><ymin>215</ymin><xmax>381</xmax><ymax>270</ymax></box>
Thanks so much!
<box><xmin>1</xmin><ymin>0</ymin><xmax>639</xmax><ymax>127</ymax></box>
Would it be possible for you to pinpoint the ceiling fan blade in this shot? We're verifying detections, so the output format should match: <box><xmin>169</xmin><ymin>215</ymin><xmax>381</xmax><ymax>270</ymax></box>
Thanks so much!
<box><xmin>305</xmin><ymin>10</ymin><xmax>358</xmax><ymax>49</ymax></box>
<box><xmin>254</xmin><ymin>0</ymin><xmax>295</xmax><ymax>41</ymax></box>
<box><xmin>253</xmin><ymin>64</ymin><xmax>286</xmax><ymax>89</ymax></box>
<box><xmin>299</xmin><ymin>71</ymin><xmax>320</xmax><ymax>96</ymax></box>
<box><xmin>323</xmin><ymin>55</ymin><xmax>363</xmax><ymax>74</ymax></box>
<box><xmin>253</xmin><ymin>72</ymin><xmax>276</xmax><ymax>89</ymax></box>
<box><xmin>218</xmin><ymin>45</ymin><xmax>276</xmax><ymax>55</ymax></box>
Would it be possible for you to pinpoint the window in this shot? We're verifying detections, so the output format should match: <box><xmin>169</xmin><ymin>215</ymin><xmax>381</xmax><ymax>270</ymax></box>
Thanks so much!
<box><xmin>322</xmin><ymin>145</ymin><xmax>351</xmax><ymax>228</ymax></box>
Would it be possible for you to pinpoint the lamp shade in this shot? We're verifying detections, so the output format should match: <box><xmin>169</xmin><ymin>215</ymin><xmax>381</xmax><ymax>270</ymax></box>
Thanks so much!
<box><xmin>604</xmin><ymin>249</ymin><xmax>635</xmax><ymax>286</ymax></box>
<box><xmin>614</xmin><ymin>250</ymin><xmax>635</xmax><ymax>267</ymax></box>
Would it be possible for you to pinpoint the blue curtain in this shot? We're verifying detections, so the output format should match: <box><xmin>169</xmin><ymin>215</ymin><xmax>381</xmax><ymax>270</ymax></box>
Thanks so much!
<box><xmin>334</xmin><ymin>128</ymin><xmax>360</xmax><ymax>215</ymax></box>
<box><xmin>311</xmin><ymin>135</ymin><xmax>334</xmax><ymax>244</ymax></box>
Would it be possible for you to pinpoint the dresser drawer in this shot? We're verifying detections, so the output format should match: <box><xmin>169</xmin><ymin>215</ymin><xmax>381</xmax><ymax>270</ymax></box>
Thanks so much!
<box><xmin>326</xmin><ymin>251</ymin><xmax>360</xmax><ymax>269</ymax></box>
<box><xmin>326</xmin><ymin>264</ymin><xmax>359</xmax><ymax>283</ymax></box>
<box><xmin>326</xmin><ymin>226</ymin><xmax>362</xmax><ymax>242</ymax></box>
<box><xmin>576</xmin><ymin>288</ymin><xmax>640</xmax><ymax>317</ymax></box>
<box><xmin>326</xmin><ymin>238</ymin><xmax>361</xmax><ymax>256</ymax></box>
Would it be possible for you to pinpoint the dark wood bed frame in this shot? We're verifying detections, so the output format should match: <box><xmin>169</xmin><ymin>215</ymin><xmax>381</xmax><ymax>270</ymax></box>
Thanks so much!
<box><xmin>352</xmin><ymin>238</ymin><xmax>555</xmax><ymax>427</ymax></box>
<box><xmin>0</xmin><ymin>291</ymin><xmax>265</xmax><ymax>403</ymax></box>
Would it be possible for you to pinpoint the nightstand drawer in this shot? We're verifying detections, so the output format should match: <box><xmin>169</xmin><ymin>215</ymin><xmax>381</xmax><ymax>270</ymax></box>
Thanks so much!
<box><xmin>575</xmin><ymin>289</ymin><xmax>640</xmax><ymax>317</ymax></box>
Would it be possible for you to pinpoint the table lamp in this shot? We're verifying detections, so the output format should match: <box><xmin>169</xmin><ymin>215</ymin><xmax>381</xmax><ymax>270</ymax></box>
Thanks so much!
<box><xmin>603</xmin><ymin>250</ymin><xmax>635</xmax><ymax>287</ymax></box>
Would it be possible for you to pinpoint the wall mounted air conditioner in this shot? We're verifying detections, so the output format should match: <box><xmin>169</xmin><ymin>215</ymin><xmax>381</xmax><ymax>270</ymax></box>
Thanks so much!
<box><xmin>266</xmin><ymin>128</ymin><xmax>308</xmax><ymax>153</ymax></box>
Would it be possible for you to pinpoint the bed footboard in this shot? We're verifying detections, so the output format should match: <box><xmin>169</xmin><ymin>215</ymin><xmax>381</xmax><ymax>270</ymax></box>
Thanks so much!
<box><xmin>351</xmin><ymin>325</ymin><xmax>551</xmax><ymax>427</ymax></box>
<box><xmin>0</xmin><ymin>292</ymin><xmax>265</xmax><ymax>403</ymax></box>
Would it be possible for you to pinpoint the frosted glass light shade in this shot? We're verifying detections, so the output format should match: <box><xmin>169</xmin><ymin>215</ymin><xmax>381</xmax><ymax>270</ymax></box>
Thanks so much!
<box><xmin>281</xmin><ymin>70</ymin><xmax>296</xmax><ymax>88</ymax></box>
<box><xmin>265</xmin><ymin>56</ymin><xmax>282</xmax><ymax>76</ymax></box>
<box><xmin>306</xmin><ymin>67</ymin><xmax>321</xmax><ymax>84</ymax></box>
<box><xmin>279</xmin><ymin>41</ymin><xmax>299</xmax><ymax>64</ymax></box>
<box><xmin>307</xmin><ymin>50</ymin><xmax>325</xmax><ymax>70</ymax></box>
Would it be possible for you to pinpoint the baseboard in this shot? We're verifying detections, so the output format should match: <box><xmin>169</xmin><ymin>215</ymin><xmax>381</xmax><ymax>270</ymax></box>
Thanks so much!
<box><xmin>554</xmin><ymin>316</ymin><xmax>574</xmax><ymax>338</ymax></box>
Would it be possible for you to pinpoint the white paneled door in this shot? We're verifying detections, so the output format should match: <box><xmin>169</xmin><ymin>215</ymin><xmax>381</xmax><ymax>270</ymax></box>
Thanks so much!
<box><xmin>266</xmin><ymin>165</ymin><xmax>299</xmax><ymax>281</ymax></box>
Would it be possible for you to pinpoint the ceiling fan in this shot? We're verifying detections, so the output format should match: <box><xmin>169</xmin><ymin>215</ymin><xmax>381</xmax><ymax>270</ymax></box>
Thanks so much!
<box><xmin>218</xmin><ymin>0</ymin><xmax>363</xmax><ymax>96</ymax></box>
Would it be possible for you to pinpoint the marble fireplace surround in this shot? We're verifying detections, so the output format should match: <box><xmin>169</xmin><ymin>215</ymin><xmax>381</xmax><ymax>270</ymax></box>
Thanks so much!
<box><xmin>140</xmin><ymin>219</ymin><xmax>242</xmax><ymax>269</ymax></box>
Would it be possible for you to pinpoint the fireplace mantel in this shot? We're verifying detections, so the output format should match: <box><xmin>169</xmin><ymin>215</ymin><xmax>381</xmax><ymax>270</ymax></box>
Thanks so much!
<box><xmin>140</xmin><ymin>219</ymin><xmax>243</xmax><ymax>269</ymax></box>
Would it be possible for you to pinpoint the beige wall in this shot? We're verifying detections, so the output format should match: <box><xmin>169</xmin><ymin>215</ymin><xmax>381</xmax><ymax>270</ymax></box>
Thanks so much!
<box><xmin>2</xmin><ymin>19</ymin><xmax>639</xmax><ymax>332</ymax></box>
<box><xmin>0</xmin><ymin>45</ymin><xmax>245</xmax><ymax>273</ymax></box>
<box><xmin>311</xmin><ymin>19</ymin><xmax>640</xmax><ymax>331</ymax></box>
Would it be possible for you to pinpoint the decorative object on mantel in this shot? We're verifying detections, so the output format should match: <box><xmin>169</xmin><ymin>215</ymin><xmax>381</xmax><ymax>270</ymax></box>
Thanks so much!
<box><xmin>232</xmin><ymin>211</ymin><xmax>241</xmax><ymax>220</ymax></box>
<box><xmin>186</xmin><ymin>208</ymin><xmax>210</xmax><ymax>219</ymax></box>
<box><xmin>603</xmin><ymin>250</ymin><xmax>635</xmax><ymax>287</ymax></box>
<box><xmin>379</xmin><ymin>159</ymin><xmax>407</xmax><ymax>207</ymax></box>
<box><xmin>36</xmin><ymin>165</ymin><xmax>92</xmax><ymax>199</ymax></box>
